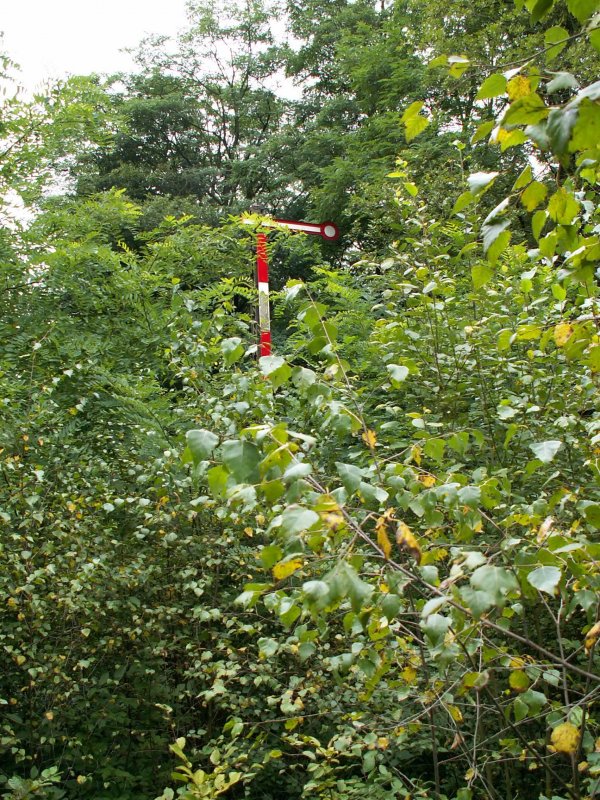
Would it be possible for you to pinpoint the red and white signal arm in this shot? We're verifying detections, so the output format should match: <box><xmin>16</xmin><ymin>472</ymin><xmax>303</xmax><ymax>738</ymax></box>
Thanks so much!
<box><xmin>272</xmin><ymin>218</ymin><xmax>340</xmax><ymax>241</ymax></box>
<box><xmin>251</xmin><ymin>216</ymin><xmax>340</xmax><ymax>357</ymax></box>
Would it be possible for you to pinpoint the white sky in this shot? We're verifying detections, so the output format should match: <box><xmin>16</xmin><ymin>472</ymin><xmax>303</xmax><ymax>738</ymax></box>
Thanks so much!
<box><xmin>1</xmin><ymin>0</ymin><xmax>189</xmax><ymax>92</ymax></box>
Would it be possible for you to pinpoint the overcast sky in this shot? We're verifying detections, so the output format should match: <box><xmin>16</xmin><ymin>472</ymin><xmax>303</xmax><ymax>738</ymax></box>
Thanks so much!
<box><xmin>2</xmin><ymin>0</ymin><xmax>189</xmax><ymax>92</ymax></box>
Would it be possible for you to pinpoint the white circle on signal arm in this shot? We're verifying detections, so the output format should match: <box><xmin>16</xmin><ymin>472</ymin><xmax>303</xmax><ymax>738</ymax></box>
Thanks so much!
<box><xmin>322</xmin><ymin>224</ymin><xmax>337</xmax><ymax>239</ymax></box>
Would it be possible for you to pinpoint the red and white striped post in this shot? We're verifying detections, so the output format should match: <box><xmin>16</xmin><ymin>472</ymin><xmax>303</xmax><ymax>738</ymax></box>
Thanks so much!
<box><xmin>256</xmin><ymin>231</ymin><xmax>271</xmax><ymax>356</ymax></box>
<box><xmin>248</xmin><ymin>210</ymin><xmax>339</xmax><ymax>358</ymax></box>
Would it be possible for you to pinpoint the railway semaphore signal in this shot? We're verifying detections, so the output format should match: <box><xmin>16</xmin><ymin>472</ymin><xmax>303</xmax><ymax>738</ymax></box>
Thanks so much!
<box><xmin>245</xmin><ymin>210</ymin><xmax>340</xmax><ymax>357</ymax></box>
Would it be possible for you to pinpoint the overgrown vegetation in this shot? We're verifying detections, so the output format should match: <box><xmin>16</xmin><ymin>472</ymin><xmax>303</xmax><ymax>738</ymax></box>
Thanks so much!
<box><xmin>0</xmin><ymin>0</ymin><xmax>599</xmax><ymax>798</ymax></box>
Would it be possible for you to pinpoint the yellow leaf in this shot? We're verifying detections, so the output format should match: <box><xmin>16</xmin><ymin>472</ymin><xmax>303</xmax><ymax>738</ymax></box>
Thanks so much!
<box><xmin>362</xmin><ymin>429</ymin><xmax>377</xmax><ymax>448</ymax></box>
<box><xmin>377</xmin><ymin>737</ymin><xmax>389</xmax><ymax>750</ymax></box>
<box><xmin>418</xmin><ymin>474</ymin><xmax>436</xmax><ymax>488</ymax></box>
<box><xmin>15</xmin><ymin>655</ymin><xmax>26</xmax><ymax>666</ymax></box>
<box><xmin>44</xmin><ymin>711</ymin><xmax>54</xmax><ymax>721</ymax></box>
<box><xmin>494</xmin><ymin>127</ymin><xmax>511</xmax><ymax>144</ymax></box>
<box><xmin>6</xmin><ymin>597</ymin><xmax>17</xmax><ymax>608</ymax></box>
<box><xmin>537</xmin><ymin>516</ymin><xmax>554</xmax><ymax>543</ymax></box>
<box><xmin>509</xmin><ymin>670</ymin><xmax>531</xmax><ymax>692</ymax></box>
<box><xmin>375</xmin><ymin>508</ymin><xmax>396</xmax><ymax>559</ymax></box>
<box><xmin>411</xmin><ymin>445</ymin><xmax>422</xmax><ymax>466</ymax></box>
<box><xmin>243</xmin><ymin>527</ymin><xmax>254</xmax><ymax>537</ymax></box>
<box><xmin>396</xmin><ymin>521</ymin><xmax>422</xmax><ymax>564</ymax></box>
<box><xmin>323</xmin><ymin>511</ymin><xmax>345</xmax><ymax>531</ymax></box>
<box><xmin>401</xmin><ymin>665</ymin><xmax>417</xmax><ymax>684</ymax></box>
<box><xmin>584</xmin><ymin>621</ymin><xmax>600</xmax><ymax>654</ymax></box>
<box><xmin>507</xmin><ymin>75</ymin><xmax>532</xmax><ymax>101</ymax></box>
<box><xmin>377</xmin><ymin>526</ymin><xmax>392</xmax><ymax>559</ymax></box>
<box><xmin>448</xmin><ymin>704</ymin><xmax>463</xmax><ymax>723</ymax></box>
<box><xmin>272</xmin><ymin>558</ymin><xmax>303</xmax><ymax>581</ymax></box>
<box><xmin>550</xmin><ymin>722</ymin><xmax>580</xmax><ymax>754</ymax></box>
<box><xmin>554</xmin><ymin>323</ymin><xmax>574</xmax><ymax>347</ymax></box>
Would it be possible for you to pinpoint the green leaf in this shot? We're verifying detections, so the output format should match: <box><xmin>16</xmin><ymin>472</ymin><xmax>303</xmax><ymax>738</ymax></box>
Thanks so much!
<box><xmin>548</xmin><ymin>188</ymin><xmax>580</xmax><ymax>224</ymax></box>
<box><xmin>260</xmin><ymin>544</ymin><xmax>283</xmax><ymax>569</ymax></box>
<box><xmin>387</xmin><ymin>363</ymin><xmax>409</xmax><ymax>386</ymax></box>
<box><xmin>280</xmin><ymin>505</ymin><xmax>320</xmax><ymax>535</ymax></box>
<box><xmin>421</xmin><ymin>596</ymin><xmax>448</xmax><ymax>618</ymax></box>
<box><xmin>527</xmin><ymin>566</ymin><xmax>561</xmax><ymax>595</ymax></box>
<box><xmin>298</xmin><ymin>642</ymin><xmax>316</xmax><ymax>661</ymax></box>
<box><xmin>498</xmin><ymin>129</ymin><xmax>528</xmax><ymax>151</ymax></box>
<box><xmin>530</xmin><ymin>0</ymin><xmax>554</xmax><ymax>22</ymax></box>
<box><xmin>532</xmin><ymin>210</ymin><xmax>548</xmax><ymax>239</ymax></box>
<box><xmin>482</xmin><ymin>217</ymin><xmax>510</xmax><ymax>260</ymax></box>
<box><xmin>521</xmin><ymin>181</ymin><xmax>548</xmax><ymax>211</ymax></box>
<box><xmin>516</xmin><ymin>323</ymin><xmax>541</xmax><ymax>340</ymax></box>
<box><xmin>508</xmin><ymin>669</ymin><xmax>531</xmax><ymax>692</ymax></box>
<box><xmin>472</xmin><ymin>263</ymin><xmax>493</xmax><ymax>289</ymax></box>
<box><xmin>186</xmin><ymin>429</ymin><xmax>219</xmax><ymax>464</ymax></box>
<box><xmin>581</xmin><ymin>502</ymin><xmax>600</xmax><ymax>528</ymax></box>
<box><xmin>476</xmin><ymin>73</ymin><xmax>507</xmax><ymax>99</ymax></box>
<box><xmin>458</xmin><ymin>485</ymin><xmax>481</xmax><ymax>507</ymax></box>
<box><xmin>422</xmin><ymin>613</ymin><xmax>451</xmax><ymax>646</ymax></box>
<box><xmin>302</xmin><ymin>580</ymin><xmax>330</xmax><ymax>605</ymax></box>
<box><xmin>521</xmin><ymin>689</ymin><xmax>547</xmax><ymax>714</ymax></box>
<box><xmin>292</xmin><ymin>366</ymin><xmax>316</xmax><ymax>388</ymax></box>
<box><xmin>401</xmin><ymin>101</ymin><xmax>424</xmax><ymax>121</ymax></box>
<box><xmin>207</xmin><ymin>465</ymin><xmax>229</xmax><ymax>497</ymax></box>
<box><xmin>471</xmin><ymin>120</ymin><xmax>495</xmax><ymax>144</ymax></box>
<box><xmin>529</xmin><ymin>440</ymin><xmax>562</xmax><ymax>462</ymax></box>
<box><xmin>221</xmin><ymin>337</ymin><xmax>244</xmax><ymax>365</ymax></box>
<box><xmin>221</xmin><ymin>440</ymin><xmax>261</xmax><ymax>483</ymax></box>
<box><xmin>497</xmin><ymin>329</ymin><xmax>514</xmax><ymax>351</ymax></box>
<box><xmin>470</xmin><ymin>565</ymin><xmax>518</xmax><ymax>604</ymax></box>
<box><xmin>405</xmin><ymin>114</ymin><xmax>429</xmax><ymax>142</ymax></box>
<box><xmin>514</xmin><ymin>696</ymin><xmax>529</xmax><ymax>722</ymax></box>
<box><xmin>551</xmin><ymin>282</ymin><xmax>567</xmax><ymax>301</ymax></box>
<box><xmin>336</xmin><ymin>462</ymin><xmax>365</xmax><ymax>493</ymax></box>
<box><xmin>424</xmin><ymin>437</ymin><xmax>446</xmax><ymax>462</ymax></box>
<box><xmin>513</xmin><ymin>164</ymin><xmax>533</xmax><ymax>190</ymax></box>
<box><xmin>339</xmin><ymin>563</ymin><xmax>373</xmax><ymax>612</ymax></box>
<box><xmin>544</xmin><ymin>26</ymin><xmax>569</xmax><ymax>61</ymax></box>
<box><xmin>569</xmin><ymin>98</ymin><xmax>600</xmax><ymax>152</ymax></box>
<box><xmin>258</xmin><ymin>637</ymin><xmax>279</xmax><ymax>657</ymax></box>
<box><xmin>428</xmin><ymin>54</ymin><xmax>448</xmax><ymax>68</ymax></box>
<box><xmin>567</xmin><ymin>0</ymin><xmax>600</xmax><ymax>22</ymax></box>
<box><xmin>259</xmin><ymin>355</ymin><xmax>292</xmax><ymax>388</ymax></box>
<box><xmin>468</xmin><ymin>171</ymin><xmax>499</xmax><ymax>194</ymax></box>
<box><xmin>546</xmin><ymin>72</ymin><xmax>579</xmax><ymax>93</ymax></box>
<box><xmin>453</xmin><ymin>190</ymin><xmax>475</xmax><ymax>214</ymax></box>
<box><xmin>448</xmin><ymin>431</ymin><xmax>469</xmax><ymax>455</ymax></box>
<box><xmin>448</xmin><ymin>55</ymin><xmax>470</xmax><ymax>78</ymax></box>
<box><xmin>487</xmin><ymin>230</ymin><xmax>511</xmax><ymax>264</ymax></box>
<box><xmin>503</xmin><ymin>93</ymin><xmax>548</xmax><ymax>126</ymax></box>
<box><xmin>460</xmin><ymin>586</ymin><xmax>495</xmax><ymax>618</ymax></box>
<box><xmin>546</xmin><ymin>106</ymin><xmax>579</xmax><ymax>154</ymax></box>
<box><xmin>283</xmin><ymin>462</ymin><xmax>312</xmax><ymax>482</ymax></box>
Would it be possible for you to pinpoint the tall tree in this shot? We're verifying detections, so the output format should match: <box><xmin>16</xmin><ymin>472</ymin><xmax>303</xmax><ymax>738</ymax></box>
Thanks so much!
<box><xmin>74</xmin><ymin>0</ymin><xmax>296</xmax><ymax>227</ymax></box>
